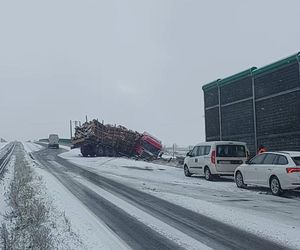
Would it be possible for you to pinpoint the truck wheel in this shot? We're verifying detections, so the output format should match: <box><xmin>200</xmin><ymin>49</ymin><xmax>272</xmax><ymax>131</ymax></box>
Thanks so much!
<box><xmin>111</xmin><ymin>149</ymin><xmax>117</xmax><ymax>157</ymax></box>
<box><xmin>96</xmin><ymin>146</ymin><xmax>104</xmax><ymax>156</ymax></box>
<box><xmin>81</xmin><ymin>146</ymin><xmax>88</xmax><ymax>157</ymax></box>
<box><xmin>103</xmin><ymin>147</ymin><xmax>110</xmax><ymax>157</ymax></box>
<box><xmin>88</xmin><ymin>146</ymin><xmax>96</xmax><ymax>157</ymax></box>
<box><xmin>107</xmin><ymin>148</ymin><xmax>114</xmax><ymax>157</ymax></box>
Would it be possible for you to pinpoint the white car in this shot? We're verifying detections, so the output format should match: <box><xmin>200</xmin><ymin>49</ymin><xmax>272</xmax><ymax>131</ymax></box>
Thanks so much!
<box><xmin>234</xmin><ymin>151</ymin><xmax>300</xmax><ymax>195</ymax></box>
<box><xmin>184</xmin><ymin>141</ymin><xmax>249</xmax><ymax>180</ymax></box>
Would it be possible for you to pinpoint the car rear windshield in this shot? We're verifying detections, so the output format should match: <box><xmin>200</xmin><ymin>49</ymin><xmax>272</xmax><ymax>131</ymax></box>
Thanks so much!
<box><xmin>292</xmin><ymin>157</ymin><xmax>300</xmax><ymax>166</ymax></box>
<box><xmin>216</xmin><ymin>145</ymin><xmax>246</xmax><ymax>157</ymax></box>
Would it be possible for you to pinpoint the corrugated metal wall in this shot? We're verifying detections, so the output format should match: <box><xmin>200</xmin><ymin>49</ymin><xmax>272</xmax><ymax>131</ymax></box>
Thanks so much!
<box><xmin>203</xmin><ymin>56</ymin><xmax>300</xmax><ymax>155</ymax></box>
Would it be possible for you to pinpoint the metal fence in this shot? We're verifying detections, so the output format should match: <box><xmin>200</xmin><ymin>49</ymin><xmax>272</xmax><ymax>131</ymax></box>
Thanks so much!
<box><xmin>203</xmin><ymin>53</ymin><xmax>300</xmax><ymax>155</ymax></box>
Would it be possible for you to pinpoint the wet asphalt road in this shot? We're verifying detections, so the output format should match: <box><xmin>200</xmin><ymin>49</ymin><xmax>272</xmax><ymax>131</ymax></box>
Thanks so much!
<box><xmin>32</xmin><ymin>147</ymin><xmax>290</xmax><ymax>250</ymax></box>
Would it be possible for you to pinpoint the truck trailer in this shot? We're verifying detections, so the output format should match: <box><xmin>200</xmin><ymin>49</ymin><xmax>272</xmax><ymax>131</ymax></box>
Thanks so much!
<box><xmin>48</xmin><ymin>134</ymin><xmax>59</xmax><ymax>149</ymax></box>
<box><xmin>71</xmin><ymin>119</ymin><xmax>162</xmax><ymax>160</ymax></box>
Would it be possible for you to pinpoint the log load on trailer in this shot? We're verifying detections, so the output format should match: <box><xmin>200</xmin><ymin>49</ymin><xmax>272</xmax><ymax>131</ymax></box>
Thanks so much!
<box><xmin>71</xmin><ymin>119</ymin><xmax>162</xmax><ymax>160</ymax></box>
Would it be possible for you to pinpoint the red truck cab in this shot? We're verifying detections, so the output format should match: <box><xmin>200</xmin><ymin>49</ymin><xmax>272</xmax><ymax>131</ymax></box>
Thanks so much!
<box><xmin>135</xmin><ymin>132</ymin><xmax>162</xmax><ymax>160</ymax></box>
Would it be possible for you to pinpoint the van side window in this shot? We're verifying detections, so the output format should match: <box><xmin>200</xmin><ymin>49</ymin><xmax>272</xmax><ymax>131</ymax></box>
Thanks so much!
<box><xmin>191</xmin><ymin>146</ymin><xmax>198</xmax><ymax>157</ymax></box>
<box><xmin>204</xmin><ymin>146</ymin><xmax>211</xmax><ymax>155</ymax></box>
<box><xmin>198</xmin><ymin>146</ymin><xmax>205</xmax><ymax>156</ymax></box>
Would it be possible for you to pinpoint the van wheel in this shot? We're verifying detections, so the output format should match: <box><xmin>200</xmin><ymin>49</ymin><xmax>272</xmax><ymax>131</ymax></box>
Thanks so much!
<box><xmin>235</xmin><ymin>171</ymin><xmax>247</xmax><ymax>188</ymax></box>
<box><xmin>270</xmin><ymin>176</ymin><xmax>283</xmax><ymax>196</ymax></box>
<box><xmin>184</xmin><ymin>165</ymin><xmax>191</xmax><ymax>177</ymax></box>
<box><xmin>204</xmin><ymin>167</ymin><xmax>213</xmax><ymax>181</ymax></box>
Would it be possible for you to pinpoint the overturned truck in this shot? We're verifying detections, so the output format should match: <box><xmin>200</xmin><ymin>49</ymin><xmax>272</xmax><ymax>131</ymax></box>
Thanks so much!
<box><xmin>71</xmin><ymin>119</ymin><xmax>162</xmax><ymax>160</ymax></box>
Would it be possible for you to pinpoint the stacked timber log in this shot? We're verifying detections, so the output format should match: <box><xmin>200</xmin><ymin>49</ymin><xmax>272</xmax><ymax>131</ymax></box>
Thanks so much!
<box><xmin>72</xmin><ymin>120</ymin><xmax>142</xmax><ymax>156</ymax></box>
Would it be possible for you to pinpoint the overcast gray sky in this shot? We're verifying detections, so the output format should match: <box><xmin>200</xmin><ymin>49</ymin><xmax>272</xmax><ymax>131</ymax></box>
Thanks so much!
<box><xmin>1</xmin><ymin>0</ymin><xmax>300</xmax><ymax>145</ymax></box>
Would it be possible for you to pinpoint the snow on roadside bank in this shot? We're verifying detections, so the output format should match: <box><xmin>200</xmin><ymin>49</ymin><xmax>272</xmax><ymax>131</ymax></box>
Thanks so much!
<box><xmin>0</xmin><ymin>156</ymin><xmax>15</xmax><ymax>225</ymax></box>
<box><xmin>22</xmin><ymin>142</ymin><xmax>128</xmax><ymax>249</ymax></box>
<box><xmin>33</xmin><ymin>165</ymin><xmax>130</xmax><ymax>250</ymax></box>
<box><xmin>60</xmin><ymin>148</ymin><xmax>300</xmax><ymax>250</ymax></box>
<box><xmin>2</xmin><ymin>144</ymin><xmax>84</xmax><ymax>249</ymax></box>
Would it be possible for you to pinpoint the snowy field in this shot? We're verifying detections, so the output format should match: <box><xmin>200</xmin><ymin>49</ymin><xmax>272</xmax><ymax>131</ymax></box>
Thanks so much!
<box><xmin>60</xmin><ymin>148</ymin><xmax>300</xmax><ymax>249</ymax></box>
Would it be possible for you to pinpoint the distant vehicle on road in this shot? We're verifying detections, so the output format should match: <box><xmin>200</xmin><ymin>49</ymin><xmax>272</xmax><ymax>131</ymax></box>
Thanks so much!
<box><xmin>235</xmin><ymin>151</ymin><xmax>300</xmax><ymax>195</ymax></box>
<box><xmin>48</xmin><ymin>134</ymin><xmax>59</xmax><ymax>149</ymax></box>
<box><xmin>184</xmin><ymin>141</ymin><xmax>249</xmax><ymax>180</ymax></box>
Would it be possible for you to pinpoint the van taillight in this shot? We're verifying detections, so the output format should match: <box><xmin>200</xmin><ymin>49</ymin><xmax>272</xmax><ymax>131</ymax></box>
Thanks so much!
<box><xmin>286</xmin><ymin>168</ymin><xmax>300</xmax><ymax>174</ymax></box>
<box><xmin>211</xmin><ymin>150</ymin><xmax>216</xmax><ymax>165</ymax></box>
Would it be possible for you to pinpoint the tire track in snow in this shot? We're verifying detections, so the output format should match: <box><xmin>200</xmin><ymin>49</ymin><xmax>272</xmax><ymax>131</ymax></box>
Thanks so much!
<box><xmin>34</xmin><ymin>148</ymin><xmax>290</xmax><ymax>250</ymax></box>
<box><xmin>33</xmin><ymin>149</ymin><xmax>183</xmax><ymax>250</ymax></box>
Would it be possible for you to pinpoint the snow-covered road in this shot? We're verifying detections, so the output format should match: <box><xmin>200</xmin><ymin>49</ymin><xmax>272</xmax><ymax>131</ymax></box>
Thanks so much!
<box><xmin>22</xmin><ymin>142</ymin><xmax>298</xmax><ymax>250</ymax></box>
<box><xmin>59</xmin><ymin>149</ymin><xmax>300</xmax><ymax>249</ymax></box>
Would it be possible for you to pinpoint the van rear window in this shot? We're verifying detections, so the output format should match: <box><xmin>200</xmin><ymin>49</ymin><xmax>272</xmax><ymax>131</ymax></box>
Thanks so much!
<box><xmin>292</xmin><ymin>157</ymin><xmax>300</xmax><ymax>166</ymax></box>
<box><xmin>216</xmin><ymin>145</ymin><xmax>246</xmax><ymax>157</ymax></box>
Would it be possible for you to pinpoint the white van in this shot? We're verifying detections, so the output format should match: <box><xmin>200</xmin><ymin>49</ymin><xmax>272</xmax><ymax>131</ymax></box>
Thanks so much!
<box><xmin>184</xmin><ymin>141</ymin><xmax>249</xmax><ymax>180</ymax></box>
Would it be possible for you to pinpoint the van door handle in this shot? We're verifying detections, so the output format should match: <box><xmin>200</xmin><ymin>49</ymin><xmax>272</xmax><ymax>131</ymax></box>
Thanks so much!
<box><xmin>195</xmin><ymin>159</ymin><xmax>198</xmax><ymax>163</ymax></box>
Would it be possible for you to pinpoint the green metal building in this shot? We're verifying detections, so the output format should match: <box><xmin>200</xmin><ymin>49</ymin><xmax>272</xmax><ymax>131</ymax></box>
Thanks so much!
<box><xmin>202</xmin><ymin>53</ymin><xmax>300</xmax><ymax>155</ymax></box>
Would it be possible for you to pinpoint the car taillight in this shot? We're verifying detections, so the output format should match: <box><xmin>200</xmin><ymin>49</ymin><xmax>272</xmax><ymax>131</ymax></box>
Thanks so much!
<box><xmin>211</xmin><ymin>150</ymin><xmax>216</xmax><ymax>165</ymax></box>
<box><xmin>286</xmin><ymin>167</ymin><xmax>300</xmax><ymax>174</ymax></box>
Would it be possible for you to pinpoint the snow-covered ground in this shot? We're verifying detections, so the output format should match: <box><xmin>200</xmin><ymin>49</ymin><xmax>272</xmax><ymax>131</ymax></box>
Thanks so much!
<box><xmin>22</xmin><ymin>142</ymin><xmax>129</xmax><ymax>250</ymax></box>
<box><xmin>22</xmin><ymin>141</ymin><xmax>44</xmax><ymax>153</ymax></box>
<box><xmin>75</xmin><ymin>175</ymin><xmax>210</xmax><ymax>250</ymax></box>
<box><xmin>60</xmin><ymin>148</ymin><xmax>300</xmax><ymax>249</ymax></box>
<box><xmin>0</xmin><ymin>142</ymin><xmax>14</xmax><ymax>225</ymax></box>
<box><xmin>0</xmin><ymin>155</ymin><xmax>15</xmax><ymax>225</ymax></box>
<box><xmin>17</xmin><ymin>142</ymin><xmax>300</xmax><ymax>249</ymax></box>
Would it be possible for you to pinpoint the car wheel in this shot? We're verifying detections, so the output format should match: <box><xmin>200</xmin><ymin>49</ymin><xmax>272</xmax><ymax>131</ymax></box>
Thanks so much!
<box><xmin>184</xmin><ymin>165</ymin><xmax>191</xmax><ymax>177</ymax></box>
<box><xmin>270</xmin><ymin>176</ymin><xmax>283</xmax><ymax>196</ymax></box>
<box><xmin>235</xmin><ymin>171</ymin><xmax>247</xmax><ymax>188</ymax></box>
<box><xmin>204</xmin><ymin>167</ymin><xmax>213</xmax><ymax>181</ymax></box>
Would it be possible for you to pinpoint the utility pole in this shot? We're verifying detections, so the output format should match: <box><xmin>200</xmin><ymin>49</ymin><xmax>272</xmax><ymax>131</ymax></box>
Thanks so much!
<box><xmin>85</xmin><ymin>115</ymin><xmax>88</xmax><ymax>123</ymax></box>
<box><xmin>70</xmin><ymin>120</ymin><xmax>72</xmax><ymax>140</ymax></box>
